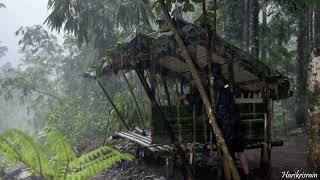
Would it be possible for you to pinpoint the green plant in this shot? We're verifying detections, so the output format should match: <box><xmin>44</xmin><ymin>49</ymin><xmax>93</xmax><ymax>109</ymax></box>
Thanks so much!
<box><xmin>0</xmin><ymin>129</ymin><xmax>133</xmax><ymax>179</ymax></box>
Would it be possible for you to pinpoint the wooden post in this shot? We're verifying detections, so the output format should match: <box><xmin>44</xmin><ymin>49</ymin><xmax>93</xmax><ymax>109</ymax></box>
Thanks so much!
<box><xmin>180</xmin><ymin>79</ymin><xmax>184</xmax><ymax>94</ymax></box>
<box><xmin>228</xmin><ymin>56</ymin><xmax>235</xmax><ymax>93</ymax></box>
<box><xmin>122</xmin><ymin>72</ymin><xmax>146</xmax><ymax>128</ymax></box>
<box><xmin>97</xmin><ymin>79</ymin><xmax>131</xmax><ymax>131</ymax></box>
<box><xmin>192</xmin><ymin>105</ymin><xmax>196</xmax><ymax>168</ymax></box>
<box><xmin>266</xmin><ymin>88</ymin><xmax>273</xmax><ymax>173</ymax></box>
<box><xmin>161</xmin><ymin>76</ymin><xmax>172</xmax><ymax>106</ymax></box>
<box><xmin>158</xmin><ymin>0</ymin><xmax>241</xmax><ymax>179</ymax></box>
<box><xmin>135</xmin><ymin>70</ymin><xmax>195</xmax><ymax>179</ymax></box>
<box><xmin>260</xmin><ymin>87</ymin><xmax>272</xmax><ymax>174</ymax></box>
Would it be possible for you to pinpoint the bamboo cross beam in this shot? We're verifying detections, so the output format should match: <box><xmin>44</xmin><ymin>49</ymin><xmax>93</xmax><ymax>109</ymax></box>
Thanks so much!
<box><xmin>158</xmin><ymin>1</ymin><xmax>241</xmax><ymax>179</ymax></box>
<box><xmin>97</xmin><ymin>79</ymin><xmax>131</xmax><ymax>131</ymax></box>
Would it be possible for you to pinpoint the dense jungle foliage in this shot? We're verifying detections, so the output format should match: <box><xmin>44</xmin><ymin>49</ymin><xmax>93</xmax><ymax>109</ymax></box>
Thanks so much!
<box><xmin>1</xmin><ymin>0</ymin><xmax>320</xmax><ymax>178</ymax></box>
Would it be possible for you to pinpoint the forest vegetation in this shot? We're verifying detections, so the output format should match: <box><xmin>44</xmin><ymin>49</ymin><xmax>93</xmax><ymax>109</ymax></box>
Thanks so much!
<box><xmin>0</xmin><ymin>0</ymin><xmax>320</xmax><ymax>179</ymax></box>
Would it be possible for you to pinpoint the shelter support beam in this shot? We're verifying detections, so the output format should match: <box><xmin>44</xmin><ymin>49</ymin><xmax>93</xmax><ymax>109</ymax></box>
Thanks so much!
<box><xmin>122</xmin><ymin>72</ymin><xmax>145</xmax><ymax>128</ymax></box>
<box><xmin>260</xmin><ymin>88</ymin><xmax>272</xmax><ymax>174</ymax></box>
<box><xmin>161</xmin><ymin>76</ymin><xmax>172</xmax><ymax>106</ymax></box>
<box><xmin>266</xmin><ymin>89</ymin><xmax>273</xmax><ymax>172</ymax></box>
<box><xmin>97</xmin><ymin>79</ymin><xmax>131</xmax><ymax>130</ymax></box>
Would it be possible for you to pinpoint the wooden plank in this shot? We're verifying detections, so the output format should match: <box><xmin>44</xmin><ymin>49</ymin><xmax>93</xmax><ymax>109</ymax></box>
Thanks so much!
<box><xmin>235</xmin><ymin>98</ymin><xmax>263</xmax><ymax>104</ymax></box>
<box><xmin>120</xmin><ymin>132</ymin><xmax>151</xmax><ymax>144</ymax></box>
<box><xmin>115</xmin><ymin>132</ymin><xmax>150</xmax><ymax>147</ymax></box>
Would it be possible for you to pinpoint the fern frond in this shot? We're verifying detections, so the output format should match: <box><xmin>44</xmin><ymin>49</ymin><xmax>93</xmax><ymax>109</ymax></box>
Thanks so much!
<box><xmin>0</xmin><ymin>130</ymin><xmax>132</xmax><ymax>180</ymax></box>
<box><xmin>0</xmin><ymin>136</ymin><xmax>21</xmax><ymax>160</ymax></box>
<box><xmin>67</xmin><ymin>146</ymin><xmax>134</xmax><ymax>180</ymax></box>
<box><xmin>46</xmin><ymin>130</ymin><xmax>77</xmax><ymax>180</ymax></box>
<box><xmin>0</xmin><ymin>129</ymin><xmax>54</xmax><ymax>178</ymax></box>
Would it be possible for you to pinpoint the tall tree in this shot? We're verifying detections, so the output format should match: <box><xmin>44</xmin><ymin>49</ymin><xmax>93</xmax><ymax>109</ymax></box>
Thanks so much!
<box><xmin>260</xmin><ymin>0</ymin><xmax>268</xmax><ymax>61</ymax></box>
<box><xmin>219</xmin><ymin>0</ymin><xmax>244</xmax><ymax>47</ymax></box>
<box><xmin>314</xmin><ymin>11</ymin><xmax>320</xmax><ymax>48</ymax></box>
<box><xmin>243</xmin><ymin>0</ymin><xmax>250</xmax><ymax>51</ymax></box>
<box><xmin>296</xmin><ymin>6</ymin><xmax>311</xmax><ymax>125</ymax></box>
<box><xmin>249</xmin><ymin>0</ymin><xmax>259</xmax><ymax>58</ymax></box>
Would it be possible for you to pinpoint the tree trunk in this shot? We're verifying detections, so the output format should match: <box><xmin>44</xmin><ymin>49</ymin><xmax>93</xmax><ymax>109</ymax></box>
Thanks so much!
<box><xmin>158</xmin><ymin>1</ymin><xmax>241</xmax><ymax>179</ymax></box>
<box><xmin>307</xmin><ymin>50</ymin><xmax>320</xmax><ymax>170</ymax></box>
<box><xmin>249</xmin><ymin>0</ymin><xmax>259</xmax><ymax>58</ymax></box>
<box><xmin>314</xmin><ymin>11</ymin><xmax>320</xmax><ymax>48</ymax></box>
<box><xmin>296</xmin><ymin>8</ymin><xmax>311</xmax><ymax>125</ymax></box>
<box><xmin>260</xmin><ymin>1</ymin><xmax>267</xmax><ymax>61</ymax></box>
<box><xmin>243</xmin><ymin>0</ymin><xmax>250</xmax><ymax>51</ymax></box>
<box><xmin>309</xmin><ymin>10</ymin><xmax>314</xmax><ymax>48</ymax></box>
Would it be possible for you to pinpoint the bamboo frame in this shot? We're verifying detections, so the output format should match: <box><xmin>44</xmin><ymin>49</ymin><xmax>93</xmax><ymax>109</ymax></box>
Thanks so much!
<box><xmin>135</xmin><ymin>69</ymin><xmax>195</xmax><ymax>179</ymax></box>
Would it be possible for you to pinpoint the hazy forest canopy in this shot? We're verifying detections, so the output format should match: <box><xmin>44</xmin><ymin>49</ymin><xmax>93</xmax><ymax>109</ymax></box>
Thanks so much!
<box><xmin>0</xmin><ymin>0</ymin><xmax>320</xmax><ymax>179</ymax></box>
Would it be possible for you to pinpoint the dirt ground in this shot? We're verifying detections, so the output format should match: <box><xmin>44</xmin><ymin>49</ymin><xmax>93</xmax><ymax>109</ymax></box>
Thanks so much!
<box><xmin>94</xmin><ymin>131</ymin><xmax>316</xmax><ymax>180</ymax></box>
<box><xmin>246</xmin><ymin>132</ymin><xmax>310</xmax><ymax>179</ymax></box>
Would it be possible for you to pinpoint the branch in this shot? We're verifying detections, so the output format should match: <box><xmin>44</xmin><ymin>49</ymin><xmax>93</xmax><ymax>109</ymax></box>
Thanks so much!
<box><xmin>31</xmin><ymin>89</ymin><xmax>64</xmax><ymax>101</ymax></box>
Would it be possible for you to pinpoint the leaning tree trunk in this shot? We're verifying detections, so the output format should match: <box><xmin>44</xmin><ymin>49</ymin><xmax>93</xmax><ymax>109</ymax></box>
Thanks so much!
<box><xmin>296</xmin><ymin>9</ymin><xmax>310</xmax><ymax>125</ymax></box>
<box><xmin>249</xmin><ymin>0</ymin><xmax>259</xmax><ymax>58</ymax></box>
<box><xmin>158</xmin><ymin>1</ymin><xmax>240</xmax><ymax>179</ymax></box>
<box><xmin>307</xmin><ymin>49</ymin><xmax>320</xmax><ymax>170</ymax></box>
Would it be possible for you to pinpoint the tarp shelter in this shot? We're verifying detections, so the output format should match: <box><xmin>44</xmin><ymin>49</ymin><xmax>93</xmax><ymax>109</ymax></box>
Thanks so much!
<box><xmin>95</xmin><ymin>19</ymin><xmax>291</xmax><ymax>99</ymax></box>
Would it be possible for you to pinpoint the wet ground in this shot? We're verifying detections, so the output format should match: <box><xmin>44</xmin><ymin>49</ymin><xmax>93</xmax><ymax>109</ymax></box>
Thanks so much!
<box><xmin>94</xmin><ymin>131</ymin><xmax>317</xmax><ymax>180</ymax></box>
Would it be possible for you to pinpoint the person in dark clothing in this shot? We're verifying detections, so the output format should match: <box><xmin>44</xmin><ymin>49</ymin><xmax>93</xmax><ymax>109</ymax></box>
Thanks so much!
<box><xmin>211</xmin><ymin>64</ymin><xmax>250</xmax><ymax>180</ymax></box>
<box><xmin>176</xmin><ymin>64</ymin><xmax>251</xmax><ymax>180</ymax></box>
<box><xmin>176</xmin><ymin>81</ymin><xmax>203</xmax><ymax>106</ymax></box>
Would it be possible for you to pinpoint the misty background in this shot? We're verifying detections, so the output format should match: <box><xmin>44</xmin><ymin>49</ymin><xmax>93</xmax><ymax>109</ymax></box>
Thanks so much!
<box><xmin>0</xmin><ymin>0</ymin><xmax>62</xmax><ymax>67</ymax></box>
<box><xmin>0</xmin><ymin>0</ymin><xmax>62</xmax><ymax>132</ymax></box>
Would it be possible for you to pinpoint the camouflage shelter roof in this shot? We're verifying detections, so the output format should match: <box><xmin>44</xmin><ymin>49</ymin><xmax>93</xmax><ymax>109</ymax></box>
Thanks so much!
<box><xmin>94</xmin><ymin>19</ymin><xmax>291</xmax><ymax>99</ymax></box>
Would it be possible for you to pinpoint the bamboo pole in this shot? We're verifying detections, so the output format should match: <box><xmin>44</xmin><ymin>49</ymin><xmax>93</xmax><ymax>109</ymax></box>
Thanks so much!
<box><xmin>161</xmin><ymin>76</ymin><xmax>172</xmax><ymax>106</ymax></box>
<box><xmin>122</xmin><ymin>71</ymin><xmax>146</xmax><ymax>128</ymax></box>
<box><xmin>97</xmin><ymin>79</ymin><xmax>131</xmax><ymax>131</ymax></box>
<box><xmin>266</xmin><ymin>89</ymin><xmax>273</xmax><ymax>174</ymax></box>
<box><xmin>103</xmin><ymin>109</ymin><xmax>113</xmax><ymax>146</ymax></box>
<box><xmin>158</xmin><ymin>1</ymin><xmax>241</xmax><ymax>179</ymax></box>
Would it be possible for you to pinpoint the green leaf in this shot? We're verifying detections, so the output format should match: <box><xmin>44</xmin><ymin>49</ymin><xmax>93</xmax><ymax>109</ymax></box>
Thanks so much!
<box><xmin>191</xmin><ymin>0</ymin><xmax>202</xmax><ymax>3</ymax></box>
<box><xmin>183</xmin><ymin>3</ymin><xmax>195</xmax><ymax>12</ymax></box>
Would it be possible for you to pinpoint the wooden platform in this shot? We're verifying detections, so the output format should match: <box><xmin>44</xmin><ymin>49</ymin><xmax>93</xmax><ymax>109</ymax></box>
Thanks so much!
<box><xmin>114</xmin><ymin>127</ymin><xmax>283</xmax><ymax>154</ymax></box>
